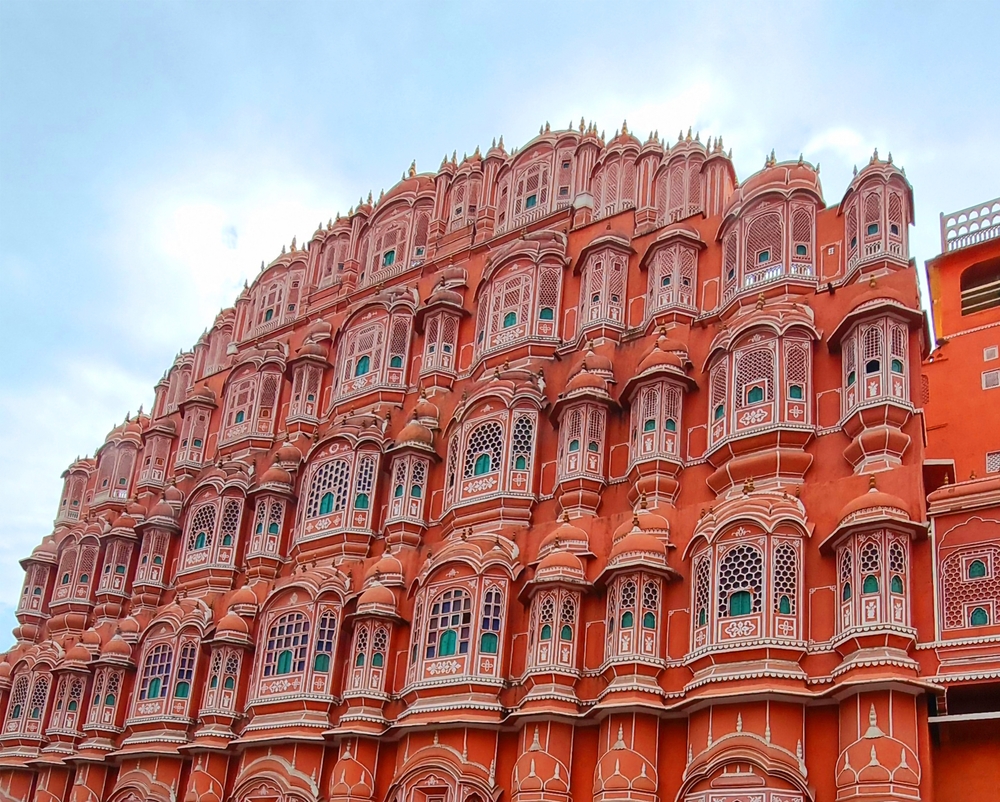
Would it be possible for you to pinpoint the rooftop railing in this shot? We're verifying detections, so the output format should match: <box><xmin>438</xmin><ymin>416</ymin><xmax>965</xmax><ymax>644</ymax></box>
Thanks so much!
<box><xmin>941</xmin><ymin>197</ymin><xmax>1000</xmax><ymax>253</ymax></box>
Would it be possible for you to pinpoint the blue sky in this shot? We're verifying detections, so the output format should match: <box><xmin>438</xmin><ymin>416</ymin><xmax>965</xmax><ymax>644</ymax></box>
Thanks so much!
<box><xmin>0</xmin><ymin>0</ymin><xmax>998</xmax><ymax>648</ymax></box>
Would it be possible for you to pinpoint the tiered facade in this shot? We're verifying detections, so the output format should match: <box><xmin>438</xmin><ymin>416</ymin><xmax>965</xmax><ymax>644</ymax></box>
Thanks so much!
<box><xmin>0</xmin><ymin>120</ymin><xmax>993</xmax><ymax>802</ymax></box>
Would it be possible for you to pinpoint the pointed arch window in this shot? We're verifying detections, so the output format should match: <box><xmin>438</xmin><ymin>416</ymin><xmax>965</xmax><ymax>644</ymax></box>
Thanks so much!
<box><xmin>426</xmin><ymin>588</ymin><xmax>471</xmax><ymax>659</ymax></box>
<box><xmin>480</xmin><ymin>587</ymin><xmax>504</xmax><ymax>654</ymax></box>
<box><xmin>139</xmin><ymin>644</ymin><xmax>172</xmax><ymax>700</ymax></box>
<box><xmin>263</xmin><ymin>611</ymin><xmax>310</xmax><ymax>677</ymax></box>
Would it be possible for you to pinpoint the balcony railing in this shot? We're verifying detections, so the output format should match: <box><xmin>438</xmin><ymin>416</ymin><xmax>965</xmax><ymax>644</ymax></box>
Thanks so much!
<box><xmin>941</xmin><ymin>197</ymin><xmax>1000</xmax><ymax>252</ymax></box>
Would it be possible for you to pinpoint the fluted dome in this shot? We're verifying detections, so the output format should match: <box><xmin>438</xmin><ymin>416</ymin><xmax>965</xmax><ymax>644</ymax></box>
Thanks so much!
<box><xmin>217</xmin><ymin>611</ymin><xmax>249</xmax><ymax>636</ymax></box>
<box><xmin>357</xmin><ymin>582</ymin><xmax>396</xmax><ymax>613</ymax></box>
<box><xmin>260</xmin><ymin>462</ymin><xmax>292</xmax><ymax>486</ymax></box>
<box><xmin>396</xmin><ymin>419</ymin><xmax>434</xmax><ymax>447</ymax></box>
<box><xmin>613</xmin><ymin>502</ymin><xmax>669</xmax><ymax>541</ymax></box>
<box><xmin>837</xmin><ymin>481</ymin><xmax>911</xmax><ymax>525</ymax></box>
<box><xmin>101</xmin><ymin>635</ymin><xmax>131</xmax><ymax>659</ymax></box>
<box><xmin>609</xmin><ymin>529</ymin><xmax>667</xmax><ymax>561</ymax></box>
<box><xmin>64</xmin><ymin>643</ymin><xmax>92</xmax><ymax>666</ymax></box>
<box><xmin>185</xmin><ymin>384</ymin><xmax>217</xmax><ymax>405</ymax></box>
<box><xmin>539</xmin><ymin>514</ymin><xmax>590</xmax><ymax>556</ymax></box>
<box><xmin>565</xmin><ymin>366</ymin><xmax>607</xmax><ymax>393</ymax></box>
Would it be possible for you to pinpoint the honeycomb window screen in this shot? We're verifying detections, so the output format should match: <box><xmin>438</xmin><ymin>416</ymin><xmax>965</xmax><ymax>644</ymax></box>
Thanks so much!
<box><xmin>942</xmin><ymin>547</ymin><xmax>1000</xmax><ymax>629</ymax></box>
<box><xmin>735</xmin><ymin>347</ymin><xmax>775</xmax><ymax>408</ymax></box>
<box><xmin>305</xmin><ymin>459</ymin><xmax>351</xmax><ymax>518</ymax></box>
<box><xmin>187</xmin><ymin>504</ymin><xmax>217</xmax><ymax>552</ymax></box>
<box><xmin>464</xmin><ymin>421</ymin><xmax>504</xmax><ymax>478</ymax></box>
<box><xmin>718</xmin><ymin>544</ymin><xmax>764</xmax><ymax>618</ymax></box>
<box><xmin>559</xmin><ymin>596</ymin><xmax>576</xmax><ymax>637</ymax></box>
<box><xmin>694</xmin><ymin>555</ymin><xmax>711</xmax><ymax>627</ymax></box>
<box><xmin>772</xmin><ymin>543</ymin><xmax>798</xmax><ymax>614</ymax></box>
<box><xmin>987</xmin><ymin>451</ymin><xmax>1000</xmax><ymax>474</ymax></box>
<box><xmin>219</xmin><ymin>499</ymin><xmax>241</xmax><ymax>548</ymax></box>
<box><xmin>510</xmin><ymin>415</ymin><xmax>535</xmax><ymax>472</ymax></box>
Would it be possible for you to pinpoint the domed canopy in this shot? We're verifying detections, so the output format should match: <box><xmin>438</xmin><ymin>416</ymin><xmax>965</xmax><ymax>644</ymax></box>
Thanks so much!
<box><xmin>64</xmin><ymin>643</ymin><xmax>92</xmax><ymax>666</ymax></box>
<box><xmin>101</xmin><ymin>635</ymin><xmax>132</xmax><ymax>659</ymax></box>
<box><xmin>538</xmin><ymin>513</ymin><xmax>591</xmax><ymax>557</ymax></box>
<box><xmin>217</xmin><ymin>611</ymin><xmax>249</xmax><ymax>636</ymax></box>
<box><xmin>837</xmin><ymin>484</ymin><xmax>911</xmax><ymax>525</ymax></box>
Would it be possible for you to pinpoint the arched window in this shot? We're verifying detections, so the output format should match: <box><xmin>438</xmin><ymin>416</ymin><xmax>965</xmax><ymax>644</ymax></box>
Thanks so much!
<box><xmin>174</xmin><ymin>642</ymin><xmax>196</xmax><ymax>699</ymax></box>
<box><xmin>971</xmin><ymin>607</ymin><xmax>990</xmax><ymax>626</ymax></box>
<box><xmin>355</xmin><ymin>355</ymin><xmax>371</xmax><ymax>377</ymax></box>
<box><xmin>314</xmin><ymin>611</ymin><xmax>337</xmax><ymax>672</ymax></box>
<box><xmin>305</xmin><ymin>459</ymin><xmax>351</xmax><ymax>519</ymax></box>
<box><xmin>718</xmin><ymin>544</ymin><xmax>763</xmax><ymax>619</ymax></box>
<box><xmin>969</xmin><ymin>559</ymin><xmax>986</xmax><ymax>579</ymax></box>
<box><xmin>463</xmin><ymin>421</ymin><xmax>503</xmax><ymax>478</ymax></box>
<box><xmin>772</xmin><ymin>542</ymin><xmax>798</xmax><ymax>618</ymax></box>
<box><xmin>372</xmin><ymin>627</ymin><xmax>387</xmax><ymax>668</ymax></box>
<box><xmin>560</xmin><ymin>597</ymin><xmax>575</xmax><ymax>641</ymax></box>
<box><xmin>263</xmin><ymin>612</ymin><xmax>310</xmax><ymax>677</ymax></box>
<box><xmin>426</xmin><ymin>588</ymin><xmax>471</xmax><ymax>659</ymax></box>
<box><xmin>619</xmin><ymin>580</ymin><xmax>636</xmax><ymax>628</ymax></box>
<box><xmin>694</xmin><ymin>557</ymin><xmax>711</xmax><ymax>629</ymax></box>
<box><xmin>186</xmin><ymin>504</ymin><xmax>216</xmax><ymax>553</ymax></box>
<box><xmin>539</xmin><ymin>596</ymin><xmax>554</xmax><ymax>642</ymax></box>
<box><xmin>861</xmin><ymin>541</ymin><xmax>881</xmax><ymax>595</ymax></box>
<box><xmin>480</xmin><ymin>587</ymin><xmax>504</xmax><ymax>654</ymax></box>
<box><xmin>641</xmin><ymin>581</ymin><xmax>658</xmax><ymax>629</ymax></box>
<box><xmin>140</xmin><ymin>644</ymin><xmax>172</xmax><ymax>700</ymax></box>
<box><xmin>960</xmin><ymin>258</ymin><xmax>1000</xmax><ymax>316</ymax></box>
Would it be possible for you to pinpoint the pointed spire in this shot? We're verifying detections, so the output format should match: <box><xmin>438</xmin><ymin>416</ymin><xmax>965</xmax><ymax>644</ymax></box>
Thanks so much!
<box><xmin>579</xmin><ymin>116</ymin><xmax>586</xmax><ymax>133</ymax></box>
<box><xmin>544</xmin><ymin>120</ymin><xmax>550</xmax><ymax>133</ymax></box>
<box><xmin>621</xmin><ymin>119</ymin><xmax>628</xmax><ymax>135</ymax></box>
<box><xmin>367</xmin><ymin>190</ymin><xmax>373</xmax><ymax>204</ymax></box>
<box><xmin>498</xmin><ymin>135</ymin><xmax>504</xmax><ymax>149</ymax></box>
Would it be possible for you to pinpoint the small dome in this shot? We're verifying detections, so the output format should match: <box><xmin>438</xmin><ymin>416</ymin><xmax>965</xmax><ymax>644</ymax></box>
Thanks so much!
<box><xmin>358</xmin><ymin>582</ymin><xmax>396</xmax><ymax>609</ymax></box>
<box><xmin>81</xmin><ymin>628</ymin><xmax>102</xmax><ymax>647</ymax></box>
<box><xmin>126</xmin><ymin>499</ymin><xmax>147</xmax><ymax>518</ymax></box>
<box><xmin>565</xmin><ymin>367</ymin><xmax>607</xmax><ymax>393</ymax></box>
<box><xmin>149</xmin><ymin>499</ymin><xmax>176</xmax><ymax>520</ymax></box>
<box><xmin>838</xmin><ymin>478</ymin><xmax>911</xmax><ymax>525</ymax></box>
<box><xmin>229</xmin><ymin>585</ymin><xmax>258</xmax><ymax>607</ymax></box>
<box><xmin>30</xmin><ymin>538</ymin><xmax>58</xmax><ymax>562</ymax></box>
<box><xmin>118</xmin><ymin>616</ymin><xmax>141</xmax><ymax>636</ymax></box>
<box><xmin>365</xmin><ymin>552</ymin><xmax>404</xmax><ymax>582</ymax></box>
<box><xmin>613</xmin><ymin>501</ymin><xmax>670</xmax><ymax>541</ymax></box>
<box><xmin>65</xmin><ymin>643</ymin><xmax>92</xmax><ymax>665</ymax></box>
<box><xmin>574</xmin><ymin>341</ymin><xmax>614</xmax><ymax>375</ymax></box>
<box><xmin>260</xmin><ymin>463</ymin><xmax>292</xmax><ymax>485</ymax></box>
<box><xmin>636</xmin><ymin>330</ymin><xmax>689</xmax><ymax>374</ymax></box>
<box><xmin>397</xmin><ymin>419</ymin><xmax>434</xmax><ymax>447</ymax></box>
<box><xmin>164</xmin><ymin>484</ymin><xmax>184</xmax><ymax>503</ymax></box>
<box><xmin>217</xmin><ymin>612</ymin><xmax>248</xmax><ymax>635</ymax></box>
<box><xmin>296</xmin><ymin>341</ymin><xmax>327</xmax><ymax>359</ymax></box>
<box><xmin>101</xmin><ymin>635</ymin><xmax>131</xmax><ymax>658</ymax></box>
<box><xmin>609</xmin><ymin>530</ymin><xmax>668</xmax><ymax>561</ymax></box>
<box><xmin>413</xmin><ymin>391</ymin><xmax>439</xmax><ymax>421</ymax></box>
<box><xmin>539</xmin><ymin>515</ymin><xmax>590</xmax><ymax>555</ymax></box>
<box><xmin>428</xmin><ymin>285</ymin><xmax>464</xmax><ymax>306</ymax></box>
<box><xmin>186</xmin><ymin>384</ymin><xmax>217</xmax><ymax>405</ymax></box>
<box><xmin>275</xmin><ymin>439</ymin><xmax>303</xmax><ymax>465</ymax></box>
<box><xmin>111</xmin><ymin>513</ymin><xmax>137</xmax><ymax>531</ymax></box>
<box><xmin>537</xmin><ymin>550</ymin><xmax>584</xmax><ymax>574</ymax></box>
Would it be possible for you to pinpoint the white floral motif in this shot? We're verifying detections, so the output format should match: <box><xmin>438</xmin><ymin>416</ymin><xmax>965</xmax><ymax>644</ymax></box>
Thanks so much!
<box><xmin>725</xmin><ymin>619</ymin><xmax>757</xmax><ymax>638</ymax></box>
<box><xmin>739</xmin><ymin>408</ymin><xmax>769</xmax><ymax>426</ymax></box>
<box><xmin>464</xmin><ymin>476</ymin><xmax>498</xmax><ymax>493</ymax></box>
<box><xmin>426</xmin><ymin>660</ymin><xmax>462</xmax><ymax>676</ymax></box>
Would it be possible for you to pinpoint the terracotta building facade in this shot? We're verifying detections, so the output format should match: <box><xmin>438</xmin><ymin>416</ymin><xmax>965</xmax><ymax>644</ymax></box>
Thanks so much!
<box><xmin>0</xmin><ymin>120</ymin><xmax>996</xmax><ymax>802</ymax></box>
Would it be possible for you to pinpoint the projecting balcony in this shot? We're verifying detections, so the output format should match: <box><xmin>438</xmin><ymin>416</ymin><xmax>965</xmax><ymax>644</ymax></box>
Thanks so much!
<box><xmin>723</xmin><ymin>262</ymin><xmax>817</xmax><ymax>305</ymax></box>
